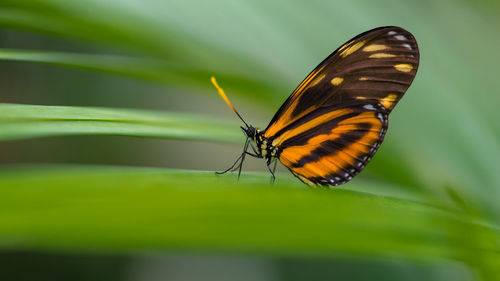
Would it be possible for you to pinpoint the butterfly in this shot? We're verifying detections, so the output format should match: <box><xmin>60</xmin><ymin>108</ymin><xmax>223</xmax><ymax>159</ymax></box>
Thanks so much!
<box><xmin>212</xmin><ymin>26</ymin><xmax>419</xmax><ymax>186</ymax></box>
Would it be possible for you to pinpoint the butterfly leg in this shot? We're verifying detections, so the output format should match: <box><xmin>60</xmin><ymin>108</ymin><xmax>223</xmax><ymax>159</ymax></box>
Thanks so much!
<box><xmin>216</xmin><ymin>138</ymin><xmax>249</xmax><ymax>175</ymax></box>
<box><xmin>248</xmin><ymin>141</ymin><xmax>260</xmax><ymax>156</ymax></box>
<box><xmin>244</xmin><ymin>151</ymin><xmax>260</xmax><ymax>157</ymax></box>
<box><xmin>236</xmin><ymin>138</ymin><xmax>252</xmax><ymax>180</ymax></box>
<box><xmin>215</xmin><ymin>154</ymin><xmax>242</xmax><ymax>174</ymax></box>
<box><xmin>243</xmin><ymin>141</ymin><xmax>261</xmax><ymax>157</ymax></box>
<box><xmin>266</xmin><ymin>158</ymin><xmax>276</xmax><ymax>184</ymax></box>
<box><xmin>239</xmin><ymin>140</ymin><xmax>267</xmax><ymax>179</ymax></box>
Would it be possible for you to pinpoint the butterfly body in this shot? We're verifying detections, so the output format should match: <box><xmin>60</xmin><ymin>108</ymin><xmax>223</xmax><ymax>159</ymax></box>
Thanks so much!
<box><xmin>215</xmin><ymin>26</ymin><xmax>419</xmax><ymax>186</ymax></box>
<box><xmin>242</xmin><ymin>126</ymin><xmax>278</xmax><ymax>164</ymax></box>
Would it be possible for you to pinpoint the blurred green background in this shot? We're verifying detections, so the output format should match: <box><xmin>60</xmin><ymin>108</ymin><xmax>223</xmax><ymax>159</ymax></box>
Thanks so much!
<box><xmin>0</xmin><ymin>0</ymin><xmax>499</xmax><ymax>280</ymax></box>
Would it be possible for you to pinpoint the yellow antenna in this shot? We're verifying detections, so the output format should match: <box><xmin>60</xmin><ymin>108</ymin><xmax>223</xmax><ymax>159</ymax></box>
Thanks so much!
<box><xmin>211</xmin><ymin>76</ymin><xmax>249</xmax><ymax>127</ymax></box>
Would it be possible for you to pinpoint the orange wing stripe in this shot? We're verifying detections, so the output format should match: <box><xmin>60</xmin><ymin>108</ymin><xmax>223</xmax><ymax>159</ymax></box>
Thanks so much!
<box><xmin>279</xmin><ymin>112</ymin><xmax>382</xmax><ymax>179</ymax></box>
<box><xmin>270</xmin><ymin>108</ymin><xmax>353</xmax><ymax>147</ymax></box>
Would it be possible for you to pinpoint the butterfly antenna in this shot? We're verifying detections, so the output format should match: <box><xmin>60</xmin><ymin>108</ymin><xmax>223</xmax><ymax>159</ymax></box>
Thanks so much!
<box><xmin>211</xmin><ymin>76</ymin><xmax>249</xmax><ymax>128</ymax></box>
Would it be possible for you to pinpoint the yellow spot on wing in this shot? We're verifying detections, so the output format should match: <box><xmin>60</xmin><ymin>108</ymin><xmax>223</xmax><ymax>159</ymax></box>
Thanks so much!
<box><xmin>394</xmin><ymin>64</ymin><xmax>413</xmax><ymax>72</ymax></box>
<box><xmin>340</xmin><ymin>40</ymin><xmax>366</xmax><ymax>58</ymax></box>
<box><xmin>359</xmin><ymin>77</ymin><xmax>368</xmax><ymax>81</ymax></box>
<box><xmin>330</xmin><ymin>77</ymin><xmax>344</xmax><ymax>86</ymax></box>
<box><xmin>379</xmin><ymin>93</ymin><xmax>398</xmax><ymax>109</ymax></box>
<box><xmin>369</xmin><ymin>53</ymin><xmax>396</xmax><ymax>58</ymax></box>
<box><xmin>363</xmin><ymin>44</ymin><xmax>388</xmax><ymax>52</ymax></box>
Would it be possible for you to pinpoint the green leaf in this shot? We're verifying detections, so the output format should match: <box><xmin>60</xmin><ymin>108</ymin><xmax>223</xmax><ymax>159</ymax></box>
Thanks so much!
<box><xmin>0</xmin><ymin>103</ymin><xmax>241</xmax><ymax>143</ymax></box>
<box><xmin>0</xmin><ymin>49</ymin><xmax>279</xmax><ymax>101</ymax></box>
<box><xmin>0</xmin><ymin>164</ymin><xmax>498</xmax><ymax>274</ymax></box>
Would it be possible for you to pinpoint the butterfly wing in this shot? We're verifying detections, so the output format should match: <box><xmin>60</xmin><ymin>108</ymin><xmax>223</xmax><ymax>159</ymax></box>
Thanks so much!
<box><xmin>276</xmin><ymin>102</ymin><xmax>388</xmax><ymax>186</ymax></box>
<box><xmin>263</xmin><ymin>26</ymin><xmax>419</xmax><ymax>186</ymax></box>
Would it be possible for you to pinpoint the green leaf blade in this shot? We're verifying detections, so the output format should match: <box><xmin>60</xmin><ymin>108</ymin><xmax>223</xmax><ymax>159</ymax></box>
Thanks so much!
<box><xmin>0</xmin><ymin>164</ymin><xmax>498</xmax><ymax>270</ymax></box>
<box><xmin>0</xmin><ymin>103</ymin><xmax>241</xmax><ymax>143</ymax></box>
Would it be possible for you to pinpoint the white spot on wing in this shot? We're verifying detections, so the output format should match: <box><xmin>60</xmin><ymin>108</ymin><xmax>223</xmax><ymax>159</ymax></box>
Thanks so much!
<box><xmin>363</xmin><ymin>104</ymin><xmax>376</xmax><ymax>110</ymax></box>
<box><xmin>402</xmin><ymin>43</ymin><xmax>412</xmax><ymax>50</ymax></box>
<box><xmin>395</xmin><ymin>35</ymin><xmax>407</xmax><ymax>41</ymax></box>
<box><xmin>388</xmin><ymin>31</ymin><xmax>397</xmax><ymax>35</ymax></box>
<box><xmin>377</xmin><ymin>113</ymin><xmax>384</xmax><ymax>121</ymax></box>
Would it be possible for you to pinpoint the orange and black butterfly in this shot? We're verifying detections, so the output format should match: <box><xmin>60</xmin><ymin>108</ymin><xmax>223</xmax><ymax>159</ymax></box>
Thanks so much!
<box><xmin>212</xmin><ymin>26</ymin><xmax>419</xmax><ymax>186</ymax></box>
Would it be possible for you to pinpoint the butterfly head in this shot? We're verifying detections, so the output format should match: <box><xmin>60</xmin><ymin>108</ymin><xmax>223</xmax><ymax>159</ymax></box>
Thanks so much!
<box><xmin>241</xmin><ymin>125</ymin><xmax>257</xmax><ymax>139</ymax></box>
